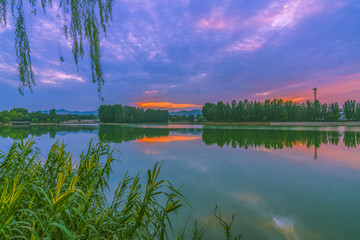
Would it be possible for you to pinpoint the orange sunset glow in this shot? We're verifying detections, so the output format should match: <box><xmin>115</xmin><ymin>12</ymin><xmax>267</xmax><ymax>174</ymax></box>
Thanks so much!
<box><xmin>281</xmin><ymin>97</ymin><xmax>305</xmax><ymax>102</ymax></box>
<box><xmin>138</xmin><ymin>135</ymin><xmax>202</xmax><ymax>143</ymax></box>
<box><xmin>138</xmin><ymin>102</ymin><xmax>203</xmax><ymax>109</ymax></box>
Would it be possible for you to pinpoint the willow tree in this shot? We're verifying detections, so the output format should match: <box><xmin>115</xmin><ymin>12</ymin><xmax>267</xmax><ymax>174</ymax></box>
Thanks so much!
<box><xmin>0</xmin><ymin>0</ymin><xmax>114</xmax><ymax>99</ymax></box>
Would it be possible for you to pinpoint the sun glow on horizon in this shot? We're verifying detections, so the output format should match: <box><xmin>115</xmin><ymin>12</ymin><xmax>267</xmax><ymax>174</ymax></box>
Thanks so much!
<box><xmin>137</xmin><ymin>102</ymin><xmax>203</xmax><ymax>109</ymax></box>
<box><xmin>281</xmin><ymin>97</ymin><xmax>305</xmax><ymax>102</ymax></box>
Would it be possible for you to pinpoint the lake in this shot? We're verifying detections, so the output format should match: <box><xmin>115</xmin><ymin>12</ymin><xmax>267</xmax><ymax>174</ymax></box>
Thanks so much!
<box><xmin>0</xmin><ymin>124</ymin><xmax>359</xmax><ymax>240</ymax></box>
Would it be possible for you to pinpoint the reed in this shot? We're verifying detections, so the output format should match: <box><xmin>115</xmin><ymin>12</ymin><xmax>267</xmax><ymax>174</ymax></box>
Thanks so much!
<box><xmin>0</xmin><ymin>138</ymin><xmax>185</xmax><ymax>239</ymax></box>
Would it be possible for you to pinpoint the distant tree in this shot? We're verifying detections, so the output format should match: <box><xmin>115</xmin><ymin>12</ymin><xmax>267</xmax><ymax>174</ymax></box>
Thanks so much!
<box><xmin>281</xmin><ymin>110</ymin><xmax>288</xmax><ymax>122</ymax></box>
<box><xmin>3</xmin><ymin>117</ymin><xmax>10</xmax><ymax>124</ymax></box>
<box><xmin>343</xmin><ymin>100</ymin><xmax>356</xmax><ymax>120</ymax></box>
<box><xmin>216</xmin><ymin>101</ymin><xmax>226</xmax><ymax>121</ymax></box>
<box><xmin>188</xmin><ymin>114</ymin><xmax>195</xmax><ymax>122</ymax></box>
<box><xmin>202</xmin><ymin>103</ymin><xmax>217</xmax><ymax>121</ymax></box>
<box><xmin>49</xmin><ymin>109</ymin><xmax>56</xmax><ymax>121</ymax></box>
<box><xmin>356</xmin><ymin>103</ymin><xmax>360</xmax><ymax>121</ymax></box>
<box><xmin>328</xmin><ymin>103</ymin><xmax>341</xmax><ymax>122</ymax></box>
<box><xmin>114</xmin><ymin>105</ymin><xmax>126</xmax><ymax>123</ymax></box>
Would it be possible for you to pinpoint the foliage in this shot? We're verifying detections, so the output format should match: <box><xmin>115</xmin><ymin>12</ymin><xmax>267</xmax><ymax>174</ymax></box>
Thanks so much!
<box><xmin>0</xmin><ymin>108</ymin><xmax>96</xmax><ymax>123</ymax></box>
<box><xmin>0</xmin><ymin>138</ymin><xmax>185</xmax><ymax>239</ymax></box>
<box><xmin>342</xmin><ymin>100</ymin><xmax>360</xmax><ymax>121</ymax></box>
<box><xmin>99</xmin><ymin>104</ymin><xmax>169</xmax><ymax>123</ymax></box>
<box><xmin>203</xmin><ymin>99</ymin><xmax>343</xmax><ymax>122</ymax></box>
<box><xmin>188</xmin><ymin>114</ymin><xmax>195</xmax><ymax>122</ymax></box>
<box><xmin>0</xmin><ymin>0</ymin><xmax>114</xmax><ymax>97</ymax></box>
<box><xmin>2</xmin><ymin>117</ymin><xmax>10</xmax><ymax>123</ymax></box>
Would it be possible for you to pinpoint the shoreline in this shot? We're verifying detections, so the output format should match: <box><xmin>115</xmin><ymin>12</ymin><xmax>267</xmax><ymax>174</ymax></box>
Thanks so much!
<box><xmin>2</xmin><ymin>121</ymin><xmax>360</xmax><ymax>127</ymax></box>
<box><xmin>204</xmin><ymin>121</ymin><xmax>360</xmax><ymax>126</ymax></box>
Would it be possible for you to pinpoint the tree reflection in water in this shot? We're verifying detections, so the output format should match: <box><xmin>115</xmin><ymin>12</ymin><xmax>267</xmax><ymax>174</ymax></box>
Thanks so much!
<box><xmin>1</xmin><ymin>125</ymin><xmax>360</xmax><ymax>159</ymax></box>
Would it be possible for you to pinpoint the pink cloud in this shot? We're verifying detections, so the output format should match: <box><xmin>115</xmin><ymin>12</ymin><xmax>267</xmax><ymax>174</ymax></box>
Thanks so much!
<box><xmin>195</xmin><ymin>7</ymin><xmax>234</xmax><ymax>30</ymax></box>
<box><xmin>249</xmin><ymin>0</ymin><xmax>326</xmax><ymax>29</ymax></box>
<box><xmin>144</xmin><ymin>90</ymin><xmax>158</xmax><ymax>94</ymax></box>
<box><xmin>255</xmin><ymin>90</ymin><xmax>273</xmax><ymax>97</ymax></box>
<box><xmin>229</xmin><ymin>36</ymin><xmax>266</xmax><ymax>52</ymax></box>
<box><xmin>228</xmin><ymin>0</ymin><xmax>335</xmax><ymax>52</ymax></box>
<box><xmin>38</xmin><ymin>69</ymin><xmax>85</xmax><ymax>85</ymax></box>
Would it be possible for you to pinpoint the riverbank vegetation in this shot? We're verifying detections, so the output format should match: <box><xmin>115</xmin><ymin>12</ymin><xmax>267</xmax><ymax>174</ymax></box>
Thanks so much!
<box><xmin>0</xmin><ymin>137</ymin><xmax>243</xmax><ymax>239</ymax></box>
<box><xmin>0</xmin><ymin>108</ymin><xmax>96</xmax><ymax>124</ymax></box>
<box><xmin>202</xmin><ymin>99</ymin><xmax>360</xmax><ymax>122</ymax></box>
<box><xmin>0</xmin><ymin>138</ymin><xmax>185</xmax><ymax>239</ymax></box>
<box><xmin>99</xmin><ymin>105</ymin><xmax>169</xmax><ymax>123</ymax></box>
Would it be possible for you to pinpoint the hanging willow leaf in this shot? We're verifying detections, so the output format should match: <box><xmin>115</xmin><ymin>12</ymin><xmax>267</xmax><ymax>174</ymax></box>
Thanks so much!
<box><xmin>0</xmin><ymin>0</ymin><xmax>7</xmax><ymax>27</ymax></box>
<box><xmin>14</xmin><ymin>0</ymin><xmax>34</xmax><ymax>95</ymax></box>
<box><xmin>0</xmin><ymin>0</ymin><xmax>114</xmax><ymax>98</ymax></box>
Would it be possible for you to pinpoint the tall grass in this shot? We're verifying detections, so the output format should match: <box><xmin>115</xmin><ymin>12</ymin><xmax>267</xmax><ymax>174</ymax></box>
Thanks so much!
<box><xmin>0</xmin><ymin>138</ymin><xmax>185</xmax><ymax>239</ymax></box>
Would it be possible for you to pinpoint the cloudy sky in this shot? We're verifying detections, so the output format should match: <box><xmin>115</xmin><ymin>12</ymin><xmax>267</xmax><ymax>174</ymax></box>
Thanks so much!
<box><xmin>0</xmin><ymin>0</ymin><xmax>359</xmax><ymax>111</ymax></box>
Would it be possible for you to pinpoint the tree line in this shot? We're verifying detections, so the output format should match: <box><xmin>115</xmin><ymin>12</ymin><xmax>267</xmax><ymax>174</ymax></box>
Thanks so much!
<box><xmin>202</xmin><ymin>99</ymin><xmax>360</xmax><ymax>122</ymax></box>
<box><xmin>0</xmin><ymin>108</ymin><xmax>96</xmax><ymax>123</ymax></box>
<box><xmin>99</xmin><ymin>105</ymin><xmax>169</xmax><ymax>123</ymax></box>
<box><xmin>343</xmin><ymin>100</ymin><xmax>360</xmax><ymax>120</ymax></box>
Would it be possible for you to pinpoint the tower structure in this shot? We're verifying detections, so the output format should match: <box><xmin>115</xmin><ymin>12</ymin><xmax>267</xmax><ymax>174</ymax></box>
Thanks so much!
<box><xmin>313</xmin><ymin>88</ymin><xmax>317</xmax><ymax>102</ymax></box>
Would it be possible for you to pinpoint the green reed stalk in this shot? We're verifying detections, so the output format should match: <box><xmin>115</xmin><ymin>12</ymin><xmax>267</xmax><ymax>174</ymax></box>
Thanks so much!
<box><xmin>0</xmin><ymin>138</ymin><xmax>185</xmax><ymax>239</ymax></box>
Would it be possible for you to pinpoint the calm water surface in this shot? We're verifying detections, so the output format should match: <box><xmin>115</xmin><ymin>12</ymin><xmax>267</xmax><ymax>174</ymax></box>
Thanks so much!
<box><xmin>0</xmin><ymin>124</ymin><xmax>360</xmax><ymax>240</ymax></box>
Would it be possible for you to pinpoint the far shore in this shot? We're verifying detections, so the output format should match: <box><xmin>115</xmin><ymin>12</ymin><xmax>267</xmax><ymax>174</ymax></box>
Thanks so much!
<box><xmin>2</xmin><ymin>121</ymin><xmax>360</xmax><ymax>127</ymax></box>
<box><xmin>204</xmin><ymin>122</ymin><xmax>360</xmax><ymax>126</ymax></box>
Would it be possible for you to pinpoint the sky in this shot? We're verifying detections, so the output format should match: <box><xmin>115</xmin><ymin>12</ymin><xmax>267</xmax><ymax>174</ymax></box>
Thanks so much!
<box><xmin>0</xmin><ymin>0</ymin><xmax>360</xmax><ymax>111</ymax></box>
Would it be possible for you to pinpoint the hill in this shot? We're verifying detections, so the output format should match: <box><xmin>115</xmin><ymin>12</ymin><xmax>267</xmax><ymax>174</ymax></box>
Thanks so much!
<box><xmin>170</xmin><ymin>109</ymin><xmax>202</xmax><ymax>117</ymax></box>
<box><xmin>41</xmin><ymin>109</ymin><xmax>98</xmax><ymax>116</ymax></box>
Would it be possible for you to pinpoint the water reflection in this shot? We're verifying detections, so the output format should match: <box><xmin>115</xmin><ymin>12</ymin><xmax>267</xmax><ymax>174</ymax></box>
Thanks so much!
<box><xmin>1</xmin><ymin>125</ymin><xmax>360</xmax><ymax>155</ymax></box>
<box><xmin>99</xmin><ymin>125</ymin><xmax>169</xmax><ymax>143</ymax></box>
<box><xmin>343</xmin><ymin>131</ymin><xmax>360</xmax><ymax>148</ymax></box>
<box><xmin>0</xmin><ymin>124</ymin><xmax>360</xmax><ymax>239</ymax></box>
<box><xmin>0</xmin><ymin>124</ymin><xmax>98</xmax><ymax>139</ymax></box>
<box><xmin>202</xmin><ymin>128</ymin><xmax>341</xmax><ymax>149</ymax></box>
<box><xmin>202</xmin><ymin>128</ymin><xmax>344</xmax><ymax>159</ymax></box>
<box><xmin>138</xmin><ymin>135</ymin><xmax>202</xmax><ymax>143</ymax></box>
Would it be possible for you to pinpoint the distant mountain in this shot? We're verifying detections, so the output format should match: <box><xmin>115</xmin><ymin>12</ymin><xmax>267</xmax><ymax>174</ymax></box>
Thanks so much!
<box><xmin>170</xmin><ymin>109</ymin><xmax>202</xmax><ymax>117</ymax></box>
<box><xmin>41</xmin><ymin>109</ymin><xmax>98</xmax><ymax>116</ymax></box>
